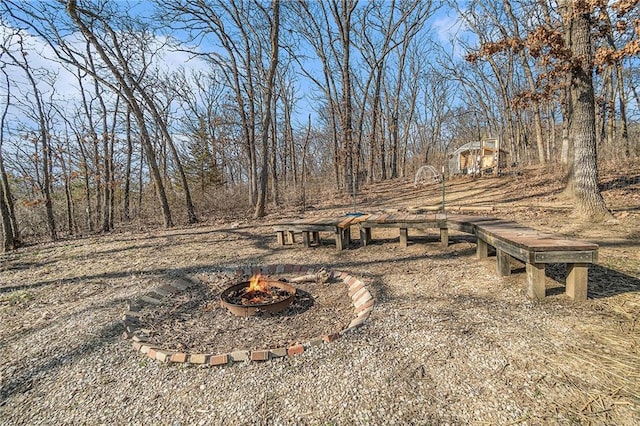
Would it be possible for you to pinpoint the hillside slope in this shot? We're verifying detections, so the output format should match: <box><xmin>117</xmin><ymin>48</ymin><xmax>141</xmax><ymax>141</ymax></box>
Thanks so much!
<box><xmin>1</xmin><ymin>165</ymin><xmax>638</xmax><ymax>424</ymax></box>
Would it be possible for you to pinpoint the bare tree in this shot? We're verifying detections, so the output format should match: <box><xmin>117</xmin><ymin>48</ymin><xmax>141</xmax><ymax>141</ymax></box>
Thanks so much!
<box><xmin>466</xmin><ymin>0</ymin><xmax>639</xmax><ymax>220</ymax></box>
<box><xmin>562</xmin><ymin>1</ymin><xmax>611</xmax><ymax>220</ymax></box>
<box><xmin>330</xmin><ymin>0</ymin><xmax>359</xmax><ymax>194</ymax></box>
<box><xmin>291</xmin><ymin>0</ymin><xmax>343</xmax><ymax>190</ymax></box>
<box><xmin>64</xmin><ymin>0</ymin><xmax>175</xmax><ymax>227</ymax></box>
<box><xmin>253</xmin><ymin>0</ymin><xmax>280</xmax><ymax>218</ymax></box>
<box><xmin>0</xmin><ymin>61</ymin><xmax>19</xmax><ymax>250</ymax></box>
<box><xmin>1</xmin><ymin>32</ymin><xmax>57</xmax><ymax>240</ymax></box>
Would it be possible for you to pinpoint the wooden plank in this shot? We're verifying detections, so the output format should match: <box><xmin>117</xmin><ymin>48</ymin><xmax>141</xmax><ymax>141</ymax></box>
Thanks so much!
<box><xmin>533</xmin><ymin>250</ymin><xmax>597</xmax><ymax>264</ymax></box>
<box><xmin>377</xmin><ymin>213</ymin><xmax>390</xmax><ymax>223</ymax></box>
<box><xmin>478</xmin><ymin>222</ymin><xmax>598</xmax><ymax>252</ymax></box>
<box><xmin>337</xmin><ymin>216</ymin><xmax>354</xmax><ymax>228</ymax></box>
<box><xmin>350</xmin><ymin>214</ymin><xmax>370</xmax><ymax>224</ymax></box>
<box><xmin>363</xmin><ymin>219</ymin><xmax>441</xmax><ymax>229</ymax></box>
<box><xmin>365</xmin><ymin>213</ymin><xmax>383</xmax><ymax>223</ymax></box>
<box><xmin>476</xmin><ymin>231</ymin><xmax>531</xmax><ymax>263</ymax></box>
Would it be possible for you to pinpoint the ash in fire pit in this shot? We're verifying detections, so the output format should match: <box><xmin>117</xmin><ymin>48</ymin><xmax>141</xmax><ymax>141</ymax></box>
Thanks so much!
<box><xmin>220</xmin><ymin>274</ymin><xmax>296</xmax><ymax>317</ymax></box>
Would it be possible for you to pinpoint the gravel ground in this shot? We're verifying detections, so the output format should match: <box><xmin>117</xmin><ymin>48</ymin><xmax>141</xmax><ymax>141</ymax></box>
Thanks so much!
<box><xmin>1</xmin><ymin>174</ymin><xmax>640</xmax><ymax>425</ymax></box>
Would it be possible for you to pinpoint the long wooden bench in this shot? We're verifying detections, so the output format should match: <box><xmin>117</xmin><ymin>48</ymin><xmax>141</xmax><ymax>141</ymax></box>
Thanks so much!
<box><xmin>360</xmin><ymin>213</ymin><xmax>598</xmax><ymax>301</ymax></box>
<box><xmin>273</xmin><ymin>215</ymin><xmax>364</xmax><ymax>251</ymax></box>
<box><xmin>359</xmin><ymin>213</ymin><xmax>449</xmax><ymax>248</ymax></box>
<box><xmin>447</xmin><ymin>215</ymin><xmax>598</xmax><ymax>301</ymax></box>
<box><xmin>274</xmin><ymin>212</ymin><xmax>598</xmax><ymax>301</ymax></box>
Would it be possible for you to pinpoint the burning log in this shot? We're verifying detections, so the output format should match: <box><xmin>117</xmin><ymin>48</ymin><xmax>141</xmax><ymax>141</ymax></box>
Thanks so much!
<box><xmin>226</xmin><ymin>286</ymin><xmax>293</xmax><ymax>306</ymax></box>
<box><xmin>220</xmin><ymin>274</ymin><xmax>296</xmax><ymax>317</ymax></box>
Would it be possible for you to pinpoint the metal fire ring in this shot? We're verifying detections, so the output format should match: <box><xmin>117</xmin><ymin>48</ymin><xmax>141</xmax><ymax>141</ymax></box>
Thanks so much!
<box><xmin>220</xmin><ymin>280</ymin><xmax>296</xmax><ymax>317</ymax></box>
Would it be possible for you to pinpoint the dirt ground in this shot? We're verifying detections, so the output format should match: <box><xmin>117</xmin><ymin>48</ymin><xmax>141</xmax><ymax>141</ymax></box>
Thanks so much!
<box><xmin>1</xmin><ymin>164</ymin><xmax>639</xmax><ymax>424</ymax></box>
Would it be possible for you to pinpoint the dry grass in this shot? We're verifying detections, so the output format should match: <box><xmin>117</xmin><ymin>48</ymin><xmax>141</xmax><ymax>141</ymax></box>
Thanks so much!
<box><xmin>1</xmin><ymin>165</ymin><xmax>639</xmax><ymax>424</ymax></box>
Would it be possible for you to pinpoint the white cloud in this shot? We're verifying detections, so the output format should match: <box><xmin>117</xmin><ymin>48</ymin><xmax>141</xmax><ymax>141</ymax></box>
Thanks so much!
<box><xmin>432</xmin><ymin>12</ymin><xmax>465</xmax><ymax>45</ymax></box>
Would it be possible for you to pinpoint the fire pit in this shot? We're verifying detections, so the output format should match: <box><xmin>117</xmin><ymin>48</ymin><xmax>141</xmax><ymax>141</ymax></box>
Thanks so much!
<box><xmin>122</xmin><ymin>264</ymin><xmax>376</xmax><ymax>366</ymax></box>
<box><xmin>220</xmin><ymin>274</ymin><xmax>296</xmax><ymax>317</ymax></box>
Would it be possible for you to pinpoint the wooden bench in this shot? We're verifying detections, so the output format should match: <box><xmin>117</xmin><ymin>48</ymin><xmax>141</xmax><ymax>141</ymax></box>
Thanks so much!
<box><xmin>359</xmin><ymin>213</ymin><xmax>449</xmax><ymax>248</ymax></box>
<box><xmin>359</xmin><ymin>212</ymin><xmax>598</xmax><ymax>301</ymax></box>
<box><xmin>446</xmin><ymin>215</ymin><xmax>598</xmax><ymax>301</ymax></box>
<box><xmin>274</xmin><ymin>212</ymin><xmax>598</xmax><ymax>300</ymax></box>
<box><xmin>273</xmin><ymin>215</ymin><xmax>363</xmax><ymax>251</ymax></box>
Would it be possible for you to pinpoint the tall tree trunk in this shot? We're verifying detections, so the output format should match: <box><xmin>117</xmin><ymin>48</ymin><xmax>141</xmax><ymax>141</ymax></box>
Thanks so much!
<box><xmin>0</xmin><ymin>182</ymin><xmax>15</xmax><ymax>251</ymax></box>
<box><xmin>128</xmin><ymin>80</ymin><xmax>197</xmax><ymax>224</ymax></box>
<box><xmin>560</xmin><ymin>83</ymin><xmax>571</xmax><ymax>165</ymax></box>
<box><xmin>369</xmin><ymin>66</ymin><xmax>383</xmax><ymax>182</ymax></box>
<box><xmin>2</xmin><ymin>42</ymin><xmax>56</xmax><ymax>238</ymax></box>
<box><xmin>254</xmin><ymin>0</ymin><xmax>280</xmax><ymax>218</ymax></box>
<box><xmin>123</xmin><ymin>108</ymin><xmax>133</xmax><ymax>221</ymax></box>
<box><xmin>19</xmin><ymin>52</ymin><xmax>56</xmax><ymax>239</ymax></box>
<box><xmin>615</xmin><ymin>65</ymin><xmax>629</xmax><ymax>158</ymax></box>
<box><xmin>270</xmin><ymin>91</ymin><xmax>279</xmax><ymax>206</ymax></box>
<box><xmin>567</xmin><ymin>6</ymin><xmax>611</xmax><ymax>220</ymax></box>
<box><xmin>332</xmin><ymin>0</ymin><xmax>357</xmax><ymax>195</ymax></box>
<box><xmin>503</xmin><ymin>0</ymin><xmax>546</xmax><ymax>163</ymax></box>
<box><xmin>0</xmin><ymin>69</ymin><xmax>18</xmax><ymax>249</ymax></box>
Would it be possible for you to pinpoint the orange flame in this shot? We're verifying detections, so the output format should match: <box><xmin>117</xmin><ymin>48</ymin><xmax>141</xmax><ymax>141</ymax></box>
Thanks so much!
<box><xmin>248</xmin><ymin>274</ymin><xmax>270</xmax><ymax>293</ymax></box>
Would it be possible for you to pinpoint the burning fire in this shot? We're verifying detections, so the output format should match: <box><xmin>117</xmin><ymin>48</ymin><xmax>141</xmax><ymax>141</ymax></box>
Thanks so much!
<box><xmin>248</xmin><ymin>274</ymin><xmax>271</xmax><ymax>293</ymax></box>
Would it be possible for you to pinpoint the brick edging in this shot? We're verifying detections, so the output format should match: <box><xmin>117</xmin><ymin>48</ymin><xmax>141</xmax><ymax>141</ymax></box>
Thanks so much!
<box><xmin>122</xmin><ymin>264</ymin><xmax>375</xmax><ymax>366</ymax></box>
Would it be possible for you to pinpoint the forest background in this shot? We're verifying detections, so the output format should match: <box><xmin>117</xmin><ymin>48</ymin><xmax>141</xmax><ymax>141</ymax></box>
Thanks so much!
<box><xmin>0</xmin><ymin>0</ymin><xmax>638</xmax><ymax>251</ymax></box>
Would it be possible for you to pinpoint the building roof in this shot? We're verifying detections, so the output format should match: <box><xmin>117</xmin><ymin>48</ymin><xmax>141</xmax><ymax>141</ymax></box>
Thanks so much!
<box><xmin>451</xmin><ymin>140</ymin><xmax>507</xmax><ymax>156</ymax></box>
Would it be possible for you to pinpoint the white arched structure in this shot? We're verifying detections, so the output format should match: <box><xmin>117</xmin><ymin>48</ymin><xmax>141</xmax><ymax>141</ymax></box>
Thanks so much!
<box><xmin>413</xmin><ymin>165</ymin><xmax>441</xmax><ymax>186</ymax></box>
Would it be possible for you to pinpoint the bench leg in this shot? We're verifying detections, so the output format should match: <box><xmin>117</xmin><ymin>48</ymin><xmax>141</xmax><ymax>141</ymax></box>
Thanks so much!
<box><xmin>302</xmin><ymin>232</ymin><xmax>311</xmax><ymax>248</ymax></box>
<box><xmin>526</xmin><ymin>262</ymin><xmax>546</xmax><ymax>300</ymax></box>
<box><xmin>287</xmin><ymin>231</ymin><xmax>295</xmax><ymax>244</ymax></box>
<box><xmin>276</xmin><ymin>231</ymin><xmax>285</xmax><ymax>246</ymax></box>
<box><xmin>496</xmin><ymin>249</ymin><xmax>512</xmax><ymax>276</ymax></box>
<box><xmin>476</xmin><ymin>238</ymin><xmax>488</xmax><ymax>259</ymax></box>
<box><xmin>335</xmin><ymin>229</ymin><xmax>344</xmax><ymax>251</ymax></box>
<box><xmin>440</xmin><ymin>228</ymin><xmax>449</xmax><ymax>248</ymax></box>
<box><xmin>360</xmin><ymin>227</ymin><xmax>371</xmax><ymax>246</ymax></box>
<box><xmin>399</xmin><ymin>228</ymin><xmax>408</xmax><ymax>247</ymax></box>
<box><xmin>343</xmin><ymin>227</ymin><xmax>351</xmax><ymax>246</ymax></box>
<box><xmin>312</xmin><ymin>231</ymin><xmax>320</xmax><ymax>245</ymax></box>
<box><xmin>566</xmin><ymin>263</ymin><xmax>588</xmax><ymax>301</ymax></box>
